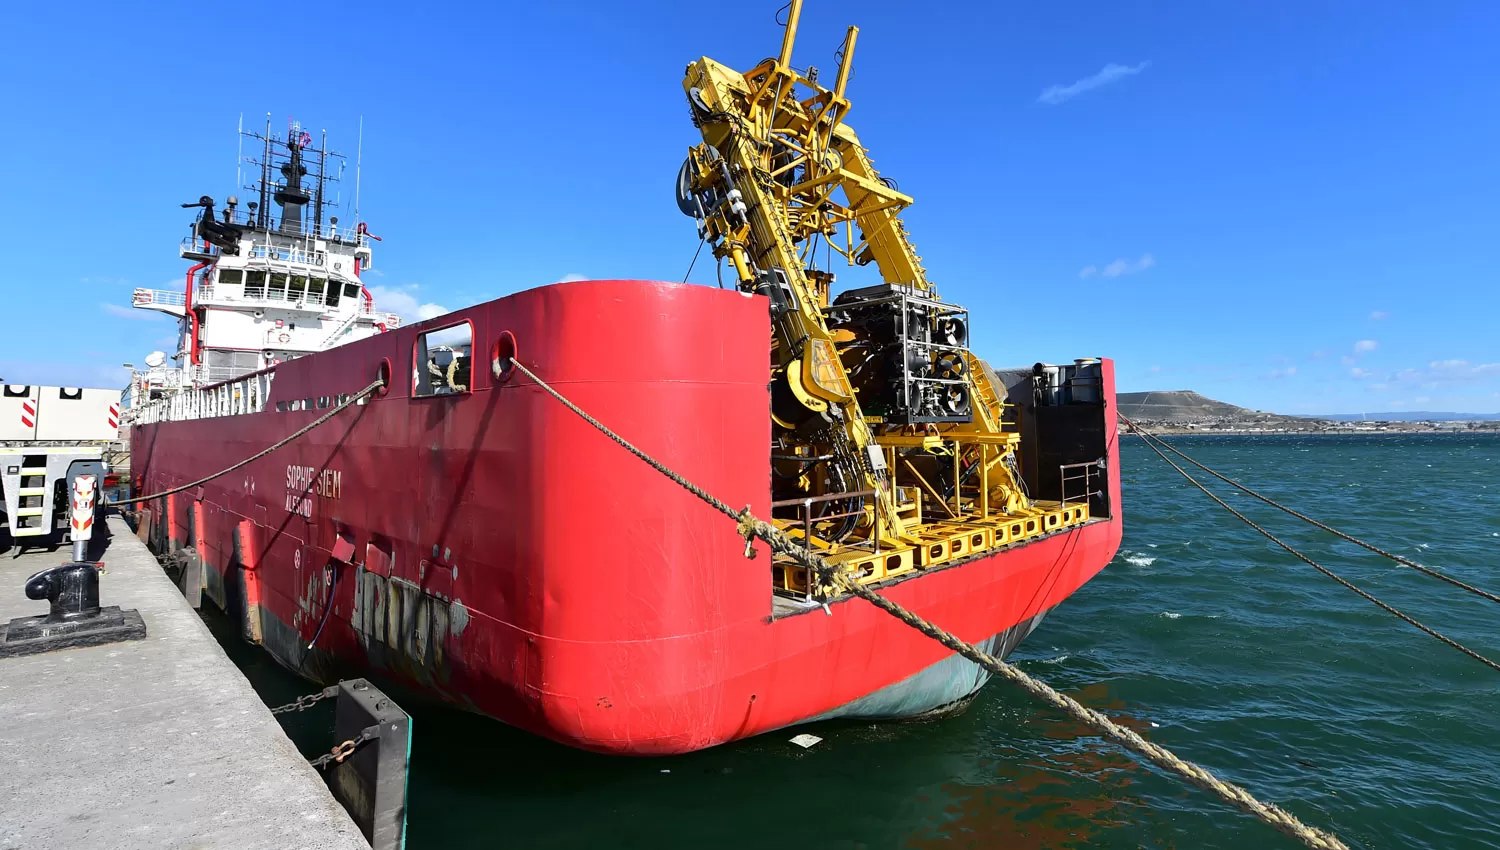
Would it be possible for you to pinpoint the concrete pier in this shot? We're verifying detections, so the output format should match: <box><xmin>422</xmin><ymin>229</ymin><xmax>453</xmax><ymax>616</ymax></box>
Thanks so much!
<box><xmin>0</xmin><ymin>515</ymin><xmax>368</xmax><ymax>850</ymax></box>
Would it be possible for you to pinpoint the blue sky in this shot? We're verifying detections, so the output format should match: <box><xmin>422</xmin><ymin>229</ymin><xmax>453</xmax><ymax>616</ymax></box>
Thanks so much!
<box><xmin>2</xmin><ymin>1</ymin><xmax>1498</xmax><ymax>414</ymax></box>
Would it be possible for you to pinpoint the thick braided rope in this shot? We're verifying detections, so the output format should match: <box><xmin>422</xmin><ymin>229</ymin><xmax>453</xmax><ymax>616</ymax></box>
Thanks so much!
<box><xmin>110</xmin><ymin>377</ymin><xmax>385</xmax><ymax>508</ymax></box>
<box><xmin>510</xmin><ymin>358</ymin><xmax>1349</xmax><ymax>850</ymax></box>
<box><xmin>836</xmin><ymin>579</ymin><xmax>1349</xmax><ymax>850</ymax></box>
<box><xmin>1128</xmin><ymin>420</ymin><xmax>1500</xmax><ymax>674</ymax></box>
<box><xmin>1120</xmin><ymin>414</ymin><xmax>1500</xmax><ymax>606</ymax></box>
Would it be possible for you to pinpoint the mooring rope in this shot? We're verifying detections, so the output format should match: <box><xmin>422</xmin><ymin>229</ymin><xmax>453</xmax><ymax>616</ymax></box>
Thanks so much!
<box><xmin>110</xmin><ymin>376</ymin><xmax>385</xmax><ymax>508</ymax></box>
<box><xmin>1121</xmin><ymin>417</ymin><xmax>1500</xmax><ymax>675</ymax></box>
<box><xmin>1119</xmin><ymin>413</ymin><xmax>1500</xmax><ymax>606</ymax></box>
<box><xmin>506</xmin><ymin>357</ymin><xmax>1349</xmax><ymax>850</ymax></box>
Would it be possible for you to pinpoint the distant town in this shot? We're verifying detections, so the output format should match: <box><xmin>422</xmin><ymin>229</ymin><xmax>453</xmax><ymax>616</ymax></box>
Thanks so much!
<box><xmin>1116</xmin><ymin>391</ymin><xmax>1500</xmax><ymax>435</ymax></box>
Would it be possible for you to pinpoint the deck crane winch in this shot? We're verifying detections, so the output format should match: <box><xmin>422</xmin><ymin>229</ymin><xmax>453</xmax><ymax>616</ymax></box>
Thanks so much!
<box><xmin>676</xmin><ymin>0</ymin><xmax>1090</xmax><ymax>592</ymax></box>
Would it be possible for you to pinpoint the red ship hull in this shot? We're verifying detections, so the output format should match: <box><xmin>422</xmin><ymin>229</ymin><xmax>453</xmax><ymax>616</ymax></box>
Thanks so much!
<box><xmin>131</xmin><ymin>279</ymin><xmax>1122</xmax><ymax>755</ymax></box>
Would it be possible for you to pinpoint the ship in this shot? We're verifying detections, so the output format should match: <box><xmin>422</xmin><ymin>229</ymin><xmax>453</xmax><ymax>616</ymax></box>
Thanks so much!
<box><xmin>127</xmin><ymin>3</ymin><xmax>1122</xmax><ymax>756</ymax></box>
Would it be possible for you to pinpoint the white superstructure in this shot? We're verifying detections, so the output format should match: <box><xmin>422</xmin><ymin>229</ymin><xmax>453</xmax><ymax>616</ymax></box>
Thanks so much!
<box><xmin>127</xmin><ymin>118</ymin><xmax>399</xmax><ymax>417</ymax></box>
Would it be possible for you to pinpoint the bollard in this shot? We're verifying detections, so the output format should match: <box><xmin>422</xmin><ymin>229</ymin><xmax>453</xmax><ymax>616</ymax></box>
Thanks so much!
<box><xmin>1</xmin><ymin>563</ymin><xmax>146</xmax><ymax>657</ymax></box>
<box><xmin>25</xmin><ymin>563</ymin><xmax>102</xmax><ymax>622</ymax></box>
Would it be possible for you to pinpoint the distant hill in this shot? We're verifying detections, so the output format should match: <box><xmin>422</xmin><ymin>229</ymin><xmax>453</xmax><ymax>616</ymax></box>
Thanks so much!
<box><xmin>1117</xmin><ymin>390</ymin><xmax>1500</xmax><ymax>429</ymax></box>
<box><xmin>1117</xmin><ymin>391</ymin><xmax>1260</xmax><ymax>422</ymax></box>
<box><xmin>1312</xmin><ymin>412</ymin><xmax>1500</xmax><ymax>422</ymax></box>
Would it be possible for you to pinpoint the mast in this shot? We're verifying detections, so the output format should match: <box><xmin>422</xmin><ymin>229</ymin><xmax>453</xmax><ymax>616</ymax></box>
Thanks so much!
<box><xmin>354</xmin><ymin>116</ymin><xmax>363</xmax><ymax>226</ymax></box>
<box><xmin>314</xmin><ymin>129</ymin><xmax>327</xmax><ymax>236</ymax></box>
<box><xmin>258</xmin><ymin>115</ymin><xmax>272</xmax><ymax>228</ymax></box>
<box><xmin>236</xmin><ymin>113</ymin><xmax>243</xmax><ymax>198</ymax></box>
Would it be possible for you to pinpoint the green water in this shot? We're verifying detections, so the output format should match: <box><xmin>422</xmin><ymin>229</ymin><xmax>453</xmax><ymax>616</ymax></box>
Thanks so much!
<box><xmin>228</xmin><ymin>434</ymin><xmax>1500</xmax><ymax>849</ymax></box>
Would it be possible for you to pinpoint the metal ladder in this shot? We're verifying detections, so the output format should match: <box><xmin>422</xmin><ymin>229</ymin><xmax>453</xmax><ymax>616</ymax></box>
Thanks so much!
<box><xmin>1</xmin><ymin>454</ymin><xmax>53</xmax><ymax>537</ymax></box>
<box><xmin>319</xmin><ymin>310</ymin><xmax>360</xmax><ymax>348</ymax></box>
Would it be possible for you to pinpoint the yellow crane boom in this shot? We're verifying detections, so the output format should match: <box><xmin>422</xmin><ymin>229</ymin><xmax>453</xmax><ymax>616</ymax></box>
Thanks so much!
<box><xmin>675</xmin><ymin>0</ymin><xmax>1086</xmax><ymax>594</ymax></box>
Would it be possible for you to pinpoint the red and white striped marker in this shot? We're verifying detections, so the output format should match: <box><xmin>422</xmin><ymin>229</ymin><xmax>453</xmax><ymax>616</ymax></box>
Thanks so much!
<box><xmin>71</xmin><ymin>474</ymin><xmax>98</xmax><ymax>561</ymax></box>
<box><xmin>107</xmin><ymin>403</ymin><xmax>119</xmax><ymax>430</ymax></box>
<box><xmin>20</xmin><ymin>399</ymin><xmax>36</xmax><ymax>429</ymax></box>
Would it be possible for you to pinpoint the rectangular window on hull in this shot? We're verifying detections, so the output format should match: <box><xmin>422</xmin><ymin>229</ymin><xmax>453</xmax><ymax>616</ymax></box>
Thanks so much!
<box><xmin>413</xmin><ymin>321</ymin><xmax>473</xmax><ymax>397</ymax></box>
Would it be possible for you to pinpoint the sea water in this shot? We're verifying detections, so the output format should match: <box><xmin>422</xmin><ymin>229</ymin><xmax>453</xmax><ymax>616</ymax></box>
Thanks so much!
<box><xmin>238</xmin><ymin>434</ymin><xmax>1500</xmax><ymax>849</ymax></box>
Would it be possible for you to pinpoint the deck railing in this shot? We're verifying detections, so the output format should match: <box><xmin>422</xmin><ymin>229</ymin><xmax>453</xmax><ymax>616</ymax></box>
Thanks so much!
<box><xmin>131</xmin><ymin>369</ymin><xmax>275</xmax><ymax>425</ymax></box>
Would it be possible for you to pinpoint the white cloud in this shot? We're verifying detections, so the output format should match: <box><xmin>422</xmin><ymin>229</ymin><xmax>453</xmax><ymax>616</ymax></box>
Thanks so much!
<box><xmin>1149</xmin><ymin>365</ymin><xmax>1161</xmax><ymax>373</ymax></box>
<box><xmin>1350</xmin><ymin>367</ymin><xmax>1372</xmax><ymax>379</ymax></box>
<box><xmin>1353</xmin><ymin>339</ymin><xmax>1378</xmax><ymax>354</ymax></box>
<box><xmin>1269</xmin><ymin>366</ymin><xmax>1297</xmax><ymax>379</ymax></box>
<box><xmin>1368</xmin><ymin>383</ymin><xmax>1389</xmax><ymax>392</ymax></box>
<box><xmin>368</xmin><ymin>285</ymin><xmax>447</xmax><ymax>324</ymax></box>
<box><xmin>1341</xmin><ymin>355</ymin><xmax>1357</xmax><ymax>366</ymax></box>
<box><xmin>1414</xmin><ymin>396</ymin><xmax>1431</xmax><ymax>405</ymax></box>
<box><xmin>100</xmin><ymin>303</ymin><xmax>167</xmax><ymax>321</ymax></box>
<box><xmin>1039</xmin><ymin>62</ymin><xmax>1150</xmax><ymax>105</ymax></box>
<box><xmin>1370</xmin><ymin>311</ymin><xmax>1389</xmax><ymax>320</ymax></box>
<box><xmin>1380</xmin><ymin>359</ymin><xmax>1500</xmax><ymax>392</ymax></box>
<box><xmin>558</xmin><ymin>273</ymin><xmax>588</xmax><ymax>283</ymax></box>
<box><xmin>1084</xmin><ymin>254</ymin><xmax>1155</xmax><ymax>279</ymax></box>
<box><xmin>1393</xmin><ymin>360</ymin><xmax>1500</xmax><ymax>386</ymax></box>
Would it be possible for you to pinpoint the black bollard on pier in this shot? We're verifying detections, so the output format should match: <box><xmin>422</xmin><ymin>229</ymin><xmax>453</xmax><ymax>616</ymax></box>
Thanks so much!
<box><xmin>0</xmin><ymin>563</ymin><xmax>146</xmax><ymax>657</ymax></box>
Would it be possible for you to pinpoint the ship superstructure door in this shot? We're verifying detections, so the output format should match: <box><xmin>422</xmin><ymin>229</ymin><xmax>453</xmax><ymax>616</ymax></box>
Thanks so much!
<box><xmin>0</xmin><ymin>385</ymin><xmax>41</xmax><ymax>440</ymax></box>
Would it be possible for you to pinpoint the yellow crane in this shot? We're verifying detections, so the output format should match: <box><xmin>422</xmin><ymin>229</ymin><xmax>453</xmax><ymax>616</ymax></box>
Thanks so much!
<box><xmin>676</xmin><ymin>0</ymin><xmax>1090</xmax><ymax>594</ymax></box>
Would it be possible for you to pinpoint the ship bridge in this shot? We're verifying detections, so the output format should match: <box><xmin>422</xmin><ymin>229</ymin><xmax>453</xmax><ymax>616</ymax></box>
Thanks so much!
<box><xmin>129</xmin><ymin>118</ymin><xmax>399</xmax><ymax>390</ymax></box>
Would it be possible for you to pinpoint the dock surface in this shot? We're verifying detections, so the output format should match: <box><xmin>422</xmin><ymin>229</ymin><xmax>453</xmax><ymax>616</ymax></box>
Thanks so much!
<box><xmin>0</xmin><ymin>516</ymin><xmax>368</xmax><ymax>850</ymax></box>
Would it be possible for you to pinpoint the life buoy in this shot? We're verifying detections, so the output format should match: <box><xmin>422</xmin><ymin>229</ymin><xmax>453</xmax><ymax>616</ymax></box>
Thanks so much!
<box><xmin>278</xmin><ymin>333</ymin><xmax>291</xmax><ymax>343</ymax></box>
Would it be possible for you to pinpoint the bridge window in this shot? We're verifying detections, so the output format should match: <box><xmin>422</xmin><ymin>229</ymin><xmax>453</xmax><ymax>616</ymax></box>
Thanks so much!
<box><xmin>218</xmin><ymin>269</ymin><xmax>243</xmax><ymax>287</ymax></box>
<box><xmin>413</xmin><ymin>322</ymin><xmax>473</xmax><ymax>397</ymax></box>
<box><xmin>344</xmin><ymin>283</ymin><xmax>362</xmax><ymax>301</ymax></box>
<box><xmin>245</xmin><ymin>271</ymin><xmax>266</xmax><ymax>299</ymax></box>
<box><xmin>310</xmin><ymin>278</ymin><xmax>328</xmax><ymax>306</ymax></box>
<box><xmin>288</xmin><ymin>275</ymin><xmax>308</xmax><ymax>302</ymax></box>
<box><xmin>268</xmin><ymin>273</ymin><xmax>287</xmax><ymax>300</ymax></box>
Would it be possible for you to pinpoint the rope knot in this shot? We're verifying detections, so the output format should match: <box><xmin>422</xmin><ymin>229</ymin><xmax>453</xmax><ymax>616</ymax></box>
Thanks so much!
<box><xmin>736</xmin><ymin>506</ymin><xmax>759</xmax><ymax>559</ymax></box>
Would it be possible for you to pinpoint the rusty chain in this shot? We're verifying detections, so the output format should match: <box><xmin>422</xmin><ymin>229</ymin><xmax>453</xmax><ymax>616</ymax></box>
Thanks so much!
<box><xmin>268</xmin><ymin>685</ymin><xmax>340</xmax><ymax>716</ymax></box>
<box><xmin>309</xmin><ymin>726</ymin><xmax>380</xmax><ymax>770</ymax></box>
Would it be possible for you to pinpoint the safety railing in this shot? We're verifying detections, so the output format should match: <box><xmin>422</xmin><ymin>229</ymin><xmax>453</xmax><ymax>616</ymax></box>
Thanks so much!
<box><xmin>214</xmin><ymin>209</ymin><xmax>368</xmax><ymax>243</ymax></box>
<box><xmin>133</xmin><ymin>288</ymin><xmax>186</xmax><ymax>308</ymax></box>
<box><xmin>772</xmin><ymin>488</ymin><xmax>877</xmax><ymax>602</ymax></box>
<box><xmin>131</xmin><ymin>369</ymin><xmax>276</xmax><ymax>425</ymax></box>
<box><xmin>1060</xmin><ymin>459</ymin><xmax>1105</xmax><ymax>506</ymax></box>
<box><xmin>202</xmin><ymin>283</ymin><xmax>330</xmax><ymax>312</ymax></box>
<box><xmin>180</xmin><ymin>236</ymin><xmax>214</xmax><ymax>256</ymax></box>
